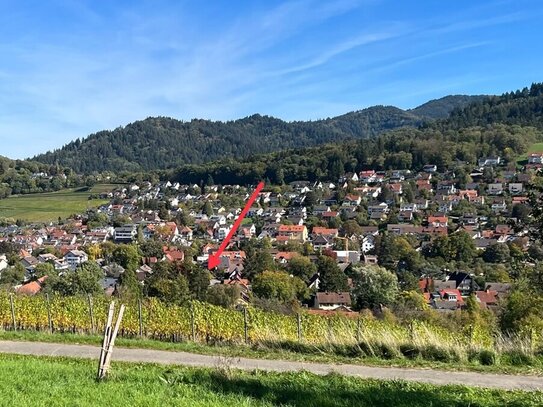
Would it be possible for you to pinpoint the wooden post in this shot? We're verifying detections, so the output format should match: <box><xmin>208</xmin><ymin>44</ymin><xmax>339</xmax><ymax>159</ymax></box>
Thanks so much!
<box><xmin>87</xmin><ymin>294</ymin><xmax>95</xmax><ymax>334</ymax></box>
<box><xmin>97</xmin><ymin>302</ymin><xmax>115</xmax><ymax>380</ymax></box>
<box><xmin>46</xmin><ymin>293</ymin><xmax>53</xmax><ymax>333</ymax></box>
<box><xmin>190</xmin><ymin>302</ymin><xmax>196</xmax><ymax>342</ymax></box>
<box><xmin>100</xmin><ymin>304</ymin><xmax>125</xmax><ymax>378</ymax></box>
<box><xmin>9</xmin><ymin>294</ymin><xmax>16</xmax><ymax>331</ymax></box>
<box><xmin>297</xmin><ymin>313</ymin><xmax>302</xmax><ymax>342</ymax></box>
<box><xmin>138</xmin><ymin>298</ymin><xmax>143</xmax><ymax>338</ymax></box>
<box><xmin>243</xmin><ymin>307</ymin><xmax>248</xmax><ymax>344</ymax></box>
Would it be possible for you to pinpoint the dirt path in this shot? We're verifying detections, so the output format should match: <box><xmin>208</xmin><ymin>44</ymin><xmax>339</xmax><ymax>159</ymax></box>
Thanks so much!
<box><xmin>0</xmin><ymin>340</ymin><xmax>541</xmax><ymax>391</ymax></box>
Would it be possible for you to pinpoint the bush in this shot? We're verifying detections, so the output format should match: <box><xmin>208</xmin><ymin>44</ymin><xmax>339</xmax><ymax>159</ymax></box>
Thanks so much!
<box><xmin>478</xmin><ymin>349</ymin><xmax>497</xmax><ymax>366</ymax></box>
<box><xmin>400</xmin><ymin>344</ymin><xmax>421</xmax><ymax>359</ymax></box>
<box><xmin>377</xmin><ymin>343</ymin><xmax>401</xmax><ymax>359</ymax></box>
<box><xmin>502</xmin><ymin>350</ymin><xmax>534</xmax><ymax>366</ymax></box>
<box><xmin>421</xmin><ymin>345</ymin><xmax>452</xmax><ymax>362</ymax></box>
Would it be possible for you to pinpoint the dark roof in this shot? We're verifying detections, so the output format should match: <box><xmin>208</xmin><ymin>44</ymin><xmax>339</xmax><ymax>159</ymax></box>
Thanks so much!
<box><xmin>484</xmin><ymin>282</ymin><xmax>512</xmax><ymax>294</ymax></box>
<box><xmin>316</xmin><ymin>292</ymin><xmax>351</xmax><ymax>305</ymax></box>
<box><xmin>447</xmin><ymin>271</ymin><xmax>470</xmax><ymax>287</ymax></box>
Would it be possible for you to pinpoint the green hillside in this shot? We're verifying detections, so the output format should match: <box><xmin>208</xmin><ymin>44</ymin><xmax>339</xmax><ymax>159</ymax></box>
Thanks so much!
<box><xmin>30</xmin><ymin>95</ymin><xmax>482</xmax><ymax>174</ymax></box>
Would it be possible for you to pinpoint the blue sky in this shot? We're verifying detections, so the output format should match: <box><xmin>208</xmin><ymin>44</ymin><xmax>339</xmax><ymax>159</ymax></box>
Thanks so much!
<box><xmin>1</xmin><ymin>0</ymin><xmax>542</xmax><ymax>158</ymax></box>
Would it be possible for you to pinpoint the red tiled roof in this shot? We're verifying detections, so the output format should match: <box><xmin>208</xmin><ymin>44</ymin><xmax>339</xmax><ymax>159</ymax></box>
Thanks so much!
<box><xmin>278</xmin><ymin>225</ymin><xmax>305</xmax><ymax>232</ymax></box>
<box><xmin>274</xmin><ymin>252</ymin><xmax>298</xmax><ymax>261</ymax></box>
<box><xmin>16</xmin><ymin>276</ymin><xmax>47</xmax><ymax>296</ymax></box>
<box><xmin>312</xmin><ymin>227</ymin><xmax>338</xmax><ymax>236</ymax></box>
<box><xmin>440</xmin><ymin>289</ymin><xmax>464</xmax><ymax>305</ymax></box>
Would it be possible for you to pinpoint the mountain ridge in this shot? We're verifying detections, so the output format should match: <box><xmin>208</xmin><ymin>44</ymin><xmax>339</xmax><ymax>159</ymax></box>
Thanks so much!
<box><xmin>30</xmin><ymin>95</ymin><xmax>485</xmax><ymax>173</ymax></box>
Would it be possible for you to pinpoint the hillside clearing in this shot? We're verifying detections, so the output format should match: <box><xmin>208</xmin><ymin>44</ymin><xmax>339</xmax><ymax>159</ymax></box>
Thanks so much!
<box><xmin>516</xmin><ymin>142</ymin><xmax>543</xmax><ymax>164</ymax></box>
<box><xmin>0</xmin><ymin>184</ymin><xmax>117</xmax><ymax>222</ymax></box>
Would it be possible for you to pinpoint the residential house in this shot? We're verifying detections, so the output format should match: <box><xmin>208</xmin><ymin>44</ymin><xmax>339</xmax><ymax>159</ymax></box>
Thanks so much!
<box><xmin>314</xmin><ymin>292</ymin><xmax>352</xmax><ymax>311</ymax></box>
<box><xmin>475</xmin><ymin>290</ymin><xmax>499</xmax><ymax>310</ymax></box>
<box><xmin>367</xmin><ymin>203</ymin><xmax>389</xmax><ymax>216</ymax></box>
<box><xmin>163</xmin><ymin>246</ymin><xmax>185</xmax><ymax>263</ymax></box>
<box><xmin>428</xmin><ymin>215</ymin><xmax>448</xmax><ymax>228</ymax></box>
<box><xmin>446</xmin><ymin>271</ymin><xmax>475</xmax><ymax>296</ymax></box>
<box><xmin>277</xmin><ymin>225</ymin><xmax>308</xmax><ymax>243</ymax></box>
<box><xmin>416</xmin><ymin>179</ymin><xmax>433</xmax><ymax>193</ymax></box>
<box><xmin>387</xmin><ymin>224</ymin><xmax>418</xmax><ymax>235</ymax></box>
<box><xmin>0</xmin><ymin>254</ymin><xmax>8</xmax><ymax>272</ymax></box>
<box><xmin>359</xmin><ymin>170</ymin><xmax>376</xmax><ymax>183</ymax></box>
<box><xmin>528</xmin><ymin>153</ymin><xmax>543</xmax><ymax>164</ymax></box>
<box><xmin>491</xmin><ymin>199</ymin><xmax>507</xmax><ymax>213</ymax></box>
<box><xmin>15</xmin><ymin>276</ymin><xmax>47</xmax><ymax>296</ymax></box>
<box><xmin>458</xmin><ymin>189</ymin><xmax>478</xmax><ymax>202</ymax></box>
<box><xmin>423</xmin><ymin>164</ymin><xmax>437</xmax><ymax>173</ymax></box>
<box><xmin>64</xmin><ymin>250</ymin><xmax>89</xmax><ymax>269</ymax></box>
<box><xmin>343</xmin><ymin>194</ymin><xmax>362</xmax><ymax>206</ymax></box>
<box><xmin>398</xmin><ymin>210</ymin><xmax>414</xmax><ymax>222</ymax></box>
<box><xmin>334</xmin><ymin>250</ymin><xmax>360</xmax><ymax>264</ymax></box>
<box><xmin>478</xmin><ymin>156</ymin><xmax>501</xmax><ymax>167</ymax></box>
<box><xmin>508</xmin><ymin>183</ymin><xmax>524</xmax><ymax>195</ymax></box>
<box><xmin>389</xmin><ymin>183</ymin><xmax>403</xmax><ymax>195</ymax></box>
<box><xmin>487</xmin><ymin>183</ymin><xmax>504</xmax><ymax>195</ymax></box>
<box><xmin>436</xmin><ymin>181</ymin><xmax>456</xmax><ymax>195</ymax></box>
<box><xmin>433</xmin><ymin>288</ymin><xmax>464</xmax><ymax>310</ymax></box>
<box><xmin>361</xmin><ymin>235</ymin><xmax>376</xmax><ymax>253</ymax></box>
<box><xmin>114</xmin><ymin>225</ymin><xmax>137</xmax><ymax>243</ymax></box>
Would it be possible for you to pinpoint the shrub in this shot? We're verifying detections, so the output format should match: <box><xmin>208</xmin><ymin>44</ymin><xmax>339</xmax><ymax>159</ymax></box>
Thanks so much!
<box><xmin>478</xmin><ymin>349</ymin><xmax>497</xmax><ymax>366</ymax></box>
<box><xmin>400</xmin><ymin>344</ymin><xmax>421</xmax><ymax>359</ymax></box>
<box><xmin>421</xmin><ymin>345</ymin><xmax>451</xmax><ymax>362</ymax></box>
<box><xmin>502</xmin><ymin>350</ymin><xmax>534</xmax><ymax>366</ymax></box>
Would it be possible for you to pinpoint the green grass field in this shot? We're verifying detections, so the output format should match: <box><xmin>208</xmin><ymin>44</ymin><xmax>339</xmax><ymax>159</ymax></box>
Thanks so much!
<box><xmin>516</xmin><ymin>142</ymin><xmax>543</xmax><ymax>164</ymax></box>
<box><xmin>0</xmin><ymin>353</ymin><xmax>540</xmax><ymax>407</ymax></box>
<box><xmin>0</xmin><ymin>184</ymin><xmax>119</xmax><ymax>223</ymax></box>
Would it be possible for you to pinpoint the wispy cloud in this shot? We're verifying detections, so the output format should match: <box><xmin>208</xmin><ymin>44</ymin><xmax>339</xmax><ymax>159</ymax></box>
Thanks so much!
<box><xmin>0</xmin><ymin>0</ymin><xmax>541</xmax><ymax>158</ymax></box>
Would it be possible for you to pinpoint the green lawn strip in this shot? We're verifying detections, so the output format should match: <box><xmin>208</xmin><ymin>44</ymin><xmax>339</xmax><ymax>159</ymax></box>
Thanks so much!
<box><xmin>0</xmin><ymin>187</ymin><xmax>111</xmax><ymax>222</ymax></box>
<box><xmin>2</xmin><ymin>330</ymin><xmax>543</xmax><ymax>376</ymax></box>
<box><xmin>0</xmin><ymin>353</ymin><xmax>541</xmax><ymax>407</ymax></box>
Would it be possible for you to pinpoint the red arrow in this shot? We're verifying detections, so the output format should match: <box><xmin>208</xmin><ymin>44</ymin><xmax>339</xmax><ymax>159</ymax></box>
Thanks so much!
<box><xmin>207</xmin><ymin>181</ymin><xmax>265</xmax><ymax>270</ymax></box>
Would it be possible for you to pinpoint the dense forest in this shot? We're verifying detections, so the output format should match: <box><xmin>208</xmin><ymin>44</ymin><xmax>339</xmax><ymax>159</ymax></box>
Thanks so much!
<box><xmin>0</xmin><ymin>156</ymin><xmax>84</xmax><ymax>198</ymax></box>
<box><xmin>165</xmin><ymin>83</ymin><xmax>543</xmax><ymax>185</ymax></box>
<box><xmin>408</xmin><ymin>95</ymin><xmax>486</xmax><ymax>119</ymax></box>
<box><xmin>168</xmin><ymin>124</ymin><xmax>541</xmax><ymax>185</ymax></box>
<box><xmin>31</xmin><ymin>96</ymin><xmax>483</xmax><ymax>173</ymax></box>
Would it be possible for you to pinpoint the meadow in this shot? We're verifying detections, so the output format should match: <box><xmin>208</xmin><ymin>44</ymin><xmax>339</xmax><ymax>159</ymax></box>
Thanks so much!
<box><xmin>0</xmin><ymin>353</ymin><xmax>541</xmax><ymax>407</ymax></box>
<box><xmin>516</xmin><ymin>142</ymin><xmax>543</xmax><ymax>164</ymax></box>
<box><xmin>0</xmin><ymin>184</ymin><xmax>119</xmax><ymax>222</ymax></box>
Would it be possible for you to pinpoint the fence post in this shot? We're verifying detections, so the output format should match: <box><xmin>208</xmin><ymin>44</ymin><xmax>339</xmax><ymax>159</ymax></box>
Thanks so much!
<box><xmin>46</xmin><ymin>293</ymin><xmax>53</xmax><ymax>333</ymax></box>
<box><xmin>356</xmin><ymin>317</ymin><xmax>361</xmax><ymax>343</ymax></box>
<box><xmin>190</xmin><ymin>302</ymin><xmax>196</xmax><ymax>342</ymax></box>
<box><xmin>138</xmin><ymin>298</ymin><xmax>143</xmax><ymax>338</ymax></box>
<box><xmin>243</xmin><ymin>307</ymin><xmax>248</xmax><ymax>344</ymax></box>
<box><xmin>87</xmin><ymin>294</ymin><xmax>95</xmax><ymax>334</ymax></box>
<box><xmin>9</xmin><ymin>293</ymin><xmax>16</xmax><ymax>331</ymax></box>
<box><xmin>297</xmin><ymin>313</ymin><xmax>302</xmax><ymax>342</ymax></box>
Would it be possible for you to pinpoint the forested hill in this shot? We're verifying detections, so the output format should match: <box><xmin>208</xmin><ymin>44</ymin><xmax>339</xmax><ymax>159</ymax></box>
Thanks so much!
<box><xmin>440</xmin><ymin>83</ymin><xmax>543</xmax><ymax>129</ymax></box>
<box><xmin>31</xmin><ymin>95</ymin><xmax>482</xmax><ymax>173</ymax></box>
<box><xmin>408</xmin><ymin>95</ymin><xmax>486</xmax><ymax>119</ymax></box>
<box><xmin>169</xmin><ymin>83</ymin><xmax>543</xmax><ymax>185</ymax></box>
